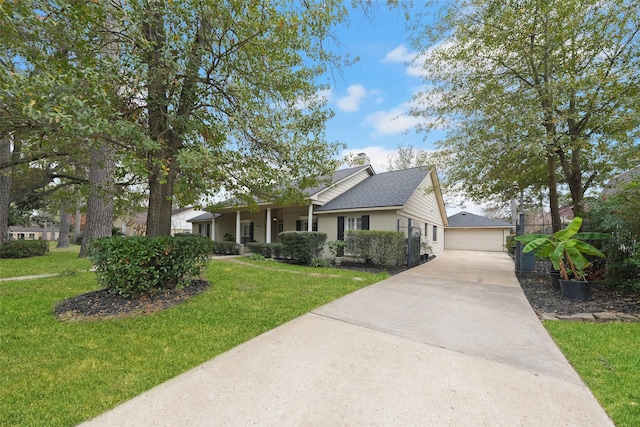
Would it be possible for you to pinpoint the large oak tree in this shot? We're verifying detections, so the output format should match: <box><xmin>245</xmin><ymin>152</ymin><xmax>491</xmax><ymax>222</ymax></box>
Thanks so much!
<box><xmin>408</xmin><ymin>0</ymin><xmax>640</xmax><ymax>230</ymax></box>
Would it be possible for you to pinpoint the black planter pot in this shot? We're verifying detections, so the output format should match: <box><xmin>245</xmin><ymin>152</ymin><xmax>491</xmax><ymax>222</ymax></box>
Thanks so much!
<box><xmin>548</xmin><ymin>270</ymin><xmax>561</xmax><ymax>291</ymax></box>
<box><xmin>559</xmin><ymin>279</ymin><xmax>591</xmax><ymax>301</ymax></box>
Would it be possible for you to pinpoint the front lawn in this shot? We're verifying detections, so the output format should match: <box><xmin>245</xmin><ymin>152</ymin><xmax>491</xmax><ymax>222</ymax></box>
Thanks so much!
<box><xmin>0</xmin><ymin>244</ymin><xmax>92</xmax><ymax>278</ymax></box>
<box><xmin>545</xmin><ymin>321</ymin><xmax>640</xmax><ymax>427</ymax></box>
<box><xmin>0</xmin><ymin>258</ymin><xmax>386</xmax><ymax>427</ymax></box>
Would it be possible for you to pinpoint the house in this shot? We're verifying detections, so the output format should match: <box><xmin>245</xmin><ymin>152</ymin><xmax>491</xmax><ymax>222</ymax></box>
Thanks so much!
<box><xmin>445</xmin><ymin>211</ymin><xmax>514</xmax><ymax>252</ymax></box>
<box><xmin>189</xmin><ymin>164</ymin><xmax>448</xmax><ymax>255</ymax></box>
<box><xmin>115</xmin><ymin>207</ymin><xmax>207</xmax><ymax>237</ymax></box>
<box><xmin>602</xmin><ymin>166</ymin><xmax>640</xmax><ymax>198</ymax></box>
<box><xmin>8</xmin><ymin>225</ymin><xmax>59</xmax><ymax>241</ymax></box>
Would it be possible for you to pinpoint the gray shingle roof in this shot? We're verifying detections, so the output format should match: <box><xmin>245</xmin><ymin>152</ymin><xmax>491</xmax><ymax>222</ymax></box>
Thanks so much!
<box><xmin>447</xmin><ymin>211</ymin><xmax>513</xmax><ymax>228</ymax></box>
<box><xmin>315</xmin><ymin>167</ymin><xmax>431</xmax><ymax>212</ymax></box>
<box><xmin>187</xmin><ymin>212</ymin><xmax>222</xmax><ymax>223</ymax></box>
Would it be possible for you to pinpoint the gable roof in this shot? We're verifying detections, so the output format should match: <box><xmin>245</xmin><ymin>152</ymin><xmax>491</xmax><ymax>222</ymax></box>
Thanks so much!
<box><xmin>304</xmin><ymin>164</ymin><xmax>372</xmax><ymax>198</ymax></box>
<box><xmin>315</xmin><ymin>167</ymin><xmax>431</xmax><ymax>212</ymax></box>
<box><xmin>447</xmin><ymin>211</ymin><xmax>513</xmax><ymax>228</ymax></box>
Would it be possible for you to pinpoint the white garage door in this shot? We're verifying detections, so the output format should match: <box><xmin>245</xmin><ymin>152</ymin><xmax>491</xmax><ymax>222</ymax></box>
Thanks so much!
<box><xmin>445</xmin><ymin>229</ymin><xmax>506</xmax><ymax>252</ymax></box>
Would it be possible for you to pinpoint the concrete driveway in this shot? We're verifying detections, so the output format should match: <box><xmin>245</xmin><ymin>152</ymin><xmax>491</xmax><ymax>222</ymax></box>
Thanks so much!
<box><xmin>81</xmin><ymin>251</ymin><xmax>613</xmax><ymax>426</ymax></box>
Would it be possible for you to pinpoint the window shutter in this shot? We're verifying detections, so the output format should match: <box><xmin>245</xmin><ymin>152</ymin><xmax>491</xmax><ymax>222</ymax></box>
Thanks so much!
<box><xmin>337</xmin><ymin>216</ymin><xmax>345</xmax><ymax>240</ymax></box>
<box><xmin>312</xmin><ymin>221</ymin><xmax>318</xmax><ymax>232</ymax></box>
<box><xmin>249</xmin><ymin>223</ymin><xmax>254</xmax><ymax>241</ymax></box>
<box><xmin>361</xmin><ymin>215</ymin><xmax>370</xmax><ymax>230</ymax></box>
<box><xmin>296</xmin><ymin>220</ymin><xmax>302</xmax><ymax>231</ymax></box>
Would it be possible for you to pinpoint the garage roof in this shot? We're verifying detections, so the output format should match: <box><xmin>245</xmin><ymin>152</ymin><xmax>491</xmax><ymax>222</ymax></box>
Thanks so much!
<box><xmin>447</xmin><ymin>211</ymin><xmax>513</xmax><ymax>228</ymax></box>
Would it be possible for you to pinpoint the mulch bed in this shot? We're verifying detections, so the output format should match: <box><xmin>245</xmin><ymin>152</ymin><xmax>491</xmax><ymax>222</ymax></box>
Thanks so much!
<box><xmin>54</xmin><ymin>279</ymin><xmax>209</xmax><ymax>321</ymax></box>
<box><xmin>518</xmin><ymin>275</ymin><xmax>640</xmax><ymax>317</ymax></box>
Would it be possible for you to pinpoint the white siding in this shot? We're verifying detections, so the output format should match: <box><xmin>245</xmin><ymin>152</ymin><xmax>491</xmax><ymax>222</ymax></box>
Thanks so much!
<box><xmin>315</xmin><ymin>169</ymin><xmax>371</xmax><ymax>205</ymax></box>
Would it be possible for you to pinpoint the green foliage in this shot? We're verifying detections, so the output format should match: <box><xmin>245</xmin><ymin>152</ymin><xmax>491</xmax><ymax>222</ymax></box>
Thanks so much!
<box><xmin>213</xmin><ymin>241</ymin><xmax>241</xmax><ymax>255</ymax></box>
<box><xmin>407</xmin><ymin>0</ymin><xmax>640</xmax><ymax>214</ymax></box>
<box><xmin>223</xmin><ymin>233</ymin><xmax>235</xmax><ymax>242</ymax></box>
<box><xmin>279</xmin><ymin>231</ymin><xmax>327</xmax><ymax>265</ymax></box>
<box><xmin>346</xmin><ymin>230</ymin><xmax>406</xmax><ymax>267</ymax></box>
<box><xmin>327</xmin><ymin>240</ymin><xmax>347</xmax><ymax>257</ymax></box>
<box><xmin>247</xmin><ymin>242</ymin><xmax>284</xmax><ymax>258</ymax></box>
<box><xmin>248</xmin><ymin>253</ymin><xmax>265</xmax><ymax>261</ymax></box>
<box><xmin>515</xmin><ymin>217</ymin><xmax>608</xmax><ymax>280</ymax></box>
<box><xmin>0</xmin><ymin>239</ymin><xmax>49</xmax><ymax>258</ymax></box>
<box><xmin>88</xmin><ymin>235</ymin><xmax>214</xmax><ymax>298</ymax></box>
<box><xmin>587</xmin><ymin>189</ymin><xmax>640</xmax><ymax>290</ymax></box>
<box><xmin>309</xmin><ymin>257</ymin><xmax>332</xmax><ymax>268</ymax></box>
<box><xmin>505</xmin><ymin>235</ymin><xmax>516</xmax><ymax>256</ymax></box>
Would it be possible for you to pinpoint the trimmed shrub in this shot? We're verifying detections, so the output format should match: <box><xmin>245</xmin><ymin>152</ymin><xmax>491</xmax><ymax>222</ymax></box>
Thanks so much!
<box><xmin>346</xmin><ymin>230</ymin><xmax>406</xmax><ymax>267</ymax></box>
<box><xmin>247</xmin><ymin>242</ymin><xmax>285</xmax><ymax>258</ymax></box>
<box><xmin>310</xmin><ymin>257</ymin><xmax>332</xmax><ymax>268</ymax></box>
<box><xmin>213</xmin><ymin>241</ymin><xmax>241</xmax><ymax>255</ymax></box>
<box><xmin>279</xmin><ymin>231</ymin><xmax>327</xmax><ymax>265</ymax></box>
<box><xmin>505</xmin><ymin>235</ymin><xmax>516</xmax><ymax>256</ymax></box>
<box><xmin>0</xmin><ymin>239</ymin><xmax>49</xmax><ymax>258</ymax></box>
<box><xmin>88</xmin><ymin>235</ymin><xmax>215</xmax><ymax>298</ymax></box>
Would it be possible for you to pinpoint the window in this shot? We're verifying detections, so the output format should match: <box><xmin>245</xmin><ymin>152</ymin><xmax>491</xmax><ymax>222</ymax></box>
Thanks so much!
<box><xmin>432</xmin><ymin>225</ymin><xmax>438</xmax><ymax>242</ymax></box>
<box><xmin>302</xmin><ymin>220</ymin><xmax>318</xmax><ymax>232</ymax></box>
<box><xmin>347</xmin><ymin>217</ymin><xmax>362</xmax><ymax>231</ymax></box>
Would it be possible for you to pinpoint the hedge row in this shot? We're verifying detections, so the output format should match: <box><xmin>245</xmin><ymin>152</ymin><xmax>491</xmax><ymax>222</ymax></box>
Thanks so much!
<box><xmin>0</xmin><ymin>239</ymin><xmax>49</xmax><ymax>258</ymax></box>
<box><xmin>213</xmin><ymin>241</ymin><xmax>241</xmax><ymax>255</ymax></box>
<box><xmin>346</xmin><ymin>230</ymin><xmax>406</xmax><ymax>267</ymax></box>
<box><xmin>89</xmin><ymin>235</ymin><xmax>214</xmax><ymax>298</ymax></box>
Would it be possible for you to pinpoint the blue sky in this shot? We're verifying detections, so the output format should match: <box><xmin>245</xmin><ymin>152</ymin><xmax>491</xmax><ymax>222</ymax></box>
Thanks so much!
<box><xmin>318</xmin><ymin>5</ymin><xmax>483</xmax><ymax>214</ymax></box>
<box><xmin>322</xmin><ymin>5</ymin><xmax>435</xmax><ymax>173</ymax></box>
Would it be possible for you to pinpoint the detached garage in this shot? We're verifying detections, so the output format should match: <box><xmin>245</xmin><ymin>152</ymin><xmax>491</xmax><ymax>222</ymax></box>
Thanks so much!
<box><xmin>445</xmin><ymin>211</ymin><xmax>514</xmax><ymax>252</ymax></box>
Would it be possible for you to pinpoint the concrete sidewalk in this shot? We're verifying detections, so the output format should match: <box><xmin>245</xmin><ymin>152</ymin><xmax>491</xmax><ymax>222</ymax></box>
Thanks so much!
<box><xmin>81</xmin><ymin>251</ymin><xmax>613</xmax><ymax>426</ymax></box>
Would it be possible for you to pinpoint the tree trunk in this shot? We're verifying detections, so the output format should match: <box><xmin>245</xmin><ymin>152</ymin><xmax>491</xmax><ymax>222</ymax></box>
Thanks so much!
<box><xmin>80</xmin><ymin>141</ymin><xmax>115</xmax><ymax>257</ymax></box>
<box><xmin>146</xmin><ymin>161</ymin><xmax>176</xmax><ymax>237</ymax></box>
<box><xmin>57</xmin><ymin>202</ymin><xmax>70</xmax><ymax>248</ymax></box>
<box><xmin>74</xmin><ymin>203</ymin><xmax>82</xmax><ymax>244</ymax></box>
<box><xmin>546</xmin><ymin>154</ymin><xmax>562</xmax><ymax>232</ymax></box>
<box><xmin>0</xmin><ymin>137</ymin><xmax>12</xmax><ymax>244</ymax></box>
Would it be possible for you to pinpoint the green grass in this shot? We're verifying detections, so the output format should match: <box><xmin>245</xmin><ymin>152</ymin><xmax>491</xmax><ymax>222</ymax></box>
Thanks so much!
<box><xmin>545</xmin><ymin>321</ymin><xmax>640</xmax><ymax>427</ymax></box>
<box><xmin>0</xmin><ymin>256</ymin><xmax>386</xmax><ymax>427</ymax></box>
<box><xmin>0</xmin><ymin>244</ymin><xmax>92</xmax><ymax>278</ymax></box>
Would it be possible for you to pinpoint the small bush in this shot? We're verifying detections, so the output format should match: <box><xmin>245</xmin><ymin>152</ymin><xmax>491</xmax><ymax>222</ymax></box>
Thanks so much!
<box><xmin>247</xmin><ymin>242</ymin><xmax>285</xmax><ymax>258</ymax></box>
<box><xmin>0</xmin><ymin>239</ymin><xmax>49</xmax><ymax>258</ymax></box>
<box><xmin>213</xmin><ymin>241</ymin><xmax>241</xmax><ymax>255</ymax></box>
<box><xmin>249</xmin><ymin>253</ymin><xmax>266</xmax><ymax>261</ymax></box>
<box><xmin>279</xmin><ymin>231</ymin><xmax>327</xmax><ymax>265</ymax></box>
<box><xmin>88</xmin><ymin>235</ymin><xmax>215</xmax><ymax>298</ymax></box>
<box><xmin>505</xmin><ymin>235</ymin><xmax>516</xmax><ymax>256</ymax></box>
<box><xmin>309</xmin><ymin>257</ymin><xmax>332</xmax><ymax>268</ymax></box>
<box><xmin>346</xmin><ymin>230</ymin><xmax>406</xmax><ymax>267</ymax></box>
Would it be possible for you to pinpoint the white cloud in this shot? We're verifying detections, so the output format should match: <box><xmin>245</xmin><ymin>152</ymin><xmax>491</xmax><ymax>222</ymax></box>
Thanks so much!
<box><xmin>382</xmin><ymin>45</ymin><xmax>416</xmax><ymax>63</ymax></box>
<box><xmin>363</xmin><ymin>103</ymin><xmax>424</xmax><ymax>136</ymax></box>
<box><xmin>336</xmin><ymin>84</ymin><xmax>369</xmax><ymax>112</ymax></box>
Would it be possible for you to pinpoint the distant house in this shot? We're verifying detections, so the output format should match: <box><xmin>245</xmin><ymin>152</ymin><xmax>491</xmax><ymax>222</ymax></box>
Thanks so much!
<box><xmin>445</xmin><ymin>211</ymin><xmax>513</xmax><ymax>252</ymax></box>
<box><xmin>115</xmin><ymin>207</ymin><xmax>207</xmax><ymax>237</ymax></box>
<box><xmin>602</xmin><ymin>166</ymin><xmax>640</xmax><ymax>198</ymax></box>
<box><xmin>8</xmin><ymin>225</ymin><xmax>59</xmax><ymax>241</ymax></box>
<box><xmin>189</xmin><ymin>164</ymin><xmax>449</xmax><ymax>256</ymax></box>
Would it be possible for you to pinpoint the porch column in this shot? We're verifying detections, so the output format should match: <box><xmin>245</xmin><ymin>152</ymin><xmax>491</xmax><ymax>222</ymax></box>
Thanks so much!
<box><xmin>235</xmin><ymin>211</ymin><xmax>241</xmax><ymax>245</ymax></box>
<box><xmin>307</xmin><ymin>203</ymin><xmax>313</xmax><ymax>231</ymax></box>
<box><xmin>266</xmin><ymin>208</ymin><xmax>272</xmax><ymax>243</ymax></box>
<box><xmin>210</xmin><ymin>215</ymin><xmax>216</xmax><ymax>241</ymax></box>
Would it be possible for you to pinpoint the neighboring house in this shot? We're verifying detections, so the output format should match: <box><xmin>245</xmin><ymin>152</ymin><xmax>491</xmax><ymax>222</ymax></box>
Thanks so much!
<box><xmin>115</xmin><ymin>207</ymin><xmax>207</xmax><ymax>237</ymax></box>
<box><xmin>189</xmin><ymin>165</ymin><xmax>448</xmax><ymax>255</ymax></box>
<box><xmin>8</xmin><ymin>225</ymin><xmax>59</xmax><ymax>241</ymax></box>
<box><xmin>445</xmin><ymin>211</ymin><xmax>514</xmax><ymax>252</ymax></box>
<box><xmin>602</xmin><ymin>166</ymin><xmax>640</xmax><ymax>198</ymax></box>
